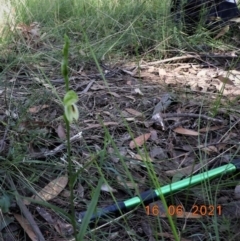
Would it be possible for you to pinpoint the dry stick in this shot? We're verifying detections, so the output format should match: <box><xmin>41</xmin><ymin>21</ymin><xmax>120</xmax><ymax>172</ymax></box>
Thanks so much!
<box><xmin>140</xmin><ymin>54</ymin><xmax>200</xmax><ymax>66</ymax></box>
<box><xmin>50</xmin><ymin>75</ymin><xmax>90</xmax><ymax>84</ymax></box>
<box><xmin>7</xmin><ymin>176</ymin><xmax>46</xmax><ymax>241</ymax></box>
<box><xmin>168</xmin><ymin>120</ymin><xmax>190</xmax><ymax>130</ymax></box>
<box><xmin>139</xmin><ymin>54</ymin><xmax>239</xmax><ymax>67</ymax></box>
<box><xmin>162</xmin><ymin>113</ymin><xmax>226</xmax><ymax>124</ymax></box>
<box><xmin>80</xmin><ymin>79</ymin><xmax>95</xmax><ymax>94</ymax></box>
<box><xmin>50</xmin><ymin>71</ymin><xmax>110</xmax><ymax>84</ymax></box>
<box><xmin>29</xmin><ymin>132</ymin><xmax>82</xmax><ymax>159</ymax></box>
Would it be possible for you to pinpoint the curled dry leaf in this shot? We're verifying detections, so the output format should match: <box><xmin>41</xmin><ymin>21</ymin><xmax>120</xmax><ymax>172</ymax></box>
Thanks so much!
<box><xmin>121</xmin><ymin>67</ymin><xmax>138</xmax><ymax>76</ymax></box>
<box><xmin>133</xmin><ymin>153</ymin><xmax>153</xmax><ymax>162</ymax></box>
<box><xmin>198</xmin><ymin>145</ymin><xmax>218</xmax><ymax>154</ymax></box>
<box><xmin>55</xmin><ymin>219</ymin><xmax>74</xmax><ymax>236</ymax></box>
<box><xmin>129</xmin><ymin>133</ymin><xmax>151</xmax><ymax>149</ymax></box>
<box><xmin>125</xmin><ymin>95</ymin><xmax>136</xmax><ymax>102</ymax></box>
<box><xmin>217</xmin><ymin>76</ymin><xmax>235</xmax><ymax>85</ymax></box>
<box><xmin>56</xmin><ymin>123</ymin><xmax>66</xmax><ymax>140</ymax></box>
<box><xmin>31</xmin><ymin>176</ymin><xmax>68</xmax><ymax>203</ymax></box>
<box><xmin>91</xmin><ymin>84</ymin><xmax>105</xmax><ymax>90</ymax></box>
<box><xmin>28</xmin><ymin>105</ymin><xmax>49</xmax><ymax>114</ymax></box>
<box><xmin>101</xmin><ymin>183</ymin><xmax>117</xmax><ymax>193</ymax></box>
<box><xmin>127</xmin><ymin>149</ymin><xmax>153</xmax><ymax>162</ymax></box>
<box><xmin>134</xmin><ymin>88</ymin><xmax>143</xmax><ymax>96</ymax></box>
<box><xmin>173</xmin><ymin>127</ymin><xmax>199</xmax><ymax>136</ymax></box>
<box><xmin>125</xmin><ymin>108</ymin><xmax>144</xmax><ymax>117</ymax></box>
<box><xmin>108</xmin><ymin>92</ymin><xmax>120</xmax><ymax>98</ymax></box>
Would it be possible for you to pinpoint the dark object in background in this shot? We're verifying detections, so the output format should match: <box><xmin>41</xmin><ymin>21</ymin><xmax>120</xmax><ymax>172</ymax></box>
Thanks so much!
<box><xmin>171</xmin><ymin>0</ymin><xmax>240</xmax><ymax>32</ymax></box>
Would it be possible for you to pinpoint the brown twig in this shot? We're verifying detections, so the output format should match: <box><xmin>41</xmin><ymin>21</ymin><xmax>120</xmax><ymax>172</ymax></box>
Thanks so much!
<box><xmin>162</xmin><ymin>113</ymin><xmax>226</xmax><ymax>124</ymax></box>
<box><xmin>139</xmin><ymin>53</ymin><xmax>239</xmax><ymax>67</ymax></box>
<box><xmin>29</xmin><ymin>132</ymin><xmax>82</xmax><ymax>159</ymax></box>
<box><xmin>140</xmin><ymin>54</ymin><xmax>200</xmax><ymax>66</ymax></box>
<box><xmin>168</xmin><ymin>120</ymin><xmax>190</xmax><ymax>130</ymax></box>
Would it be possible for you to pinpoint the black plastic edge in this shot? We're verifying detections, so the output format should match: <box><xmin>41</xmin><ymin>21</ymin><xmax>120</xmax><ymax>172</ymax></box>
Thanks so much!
<box><xmin>139</xmin><ymin>189</ymin><xmax>159</xmax><ymax>205</ymax></box>
<box><xmin>78</xmin><ymin>201</ymin><xmax>126</xmax><ymax>223</ymax></box>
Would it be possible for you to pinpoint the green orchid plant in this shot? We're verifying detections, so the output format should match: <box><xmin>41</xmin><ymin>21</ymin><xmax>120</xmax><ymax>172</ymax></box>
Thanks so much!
<box><xmin>61</xmin><ymin>35</ymin><xmax>79</xmax><ymax>239</ymax></box>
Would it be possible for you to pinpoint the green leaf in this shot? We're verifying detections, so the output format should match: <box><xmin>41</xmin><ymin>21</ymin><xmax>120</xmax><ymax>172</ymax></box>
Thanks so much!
<box><xmin>61</xmin><ymin>59</ymin><xmax>68</xmax><ymax>77</ymax></box>
<box><xmin>77</xmin><ymin>178</ymin><xmax>103</xmax><ymax>241</ymax></box>
<box><xmin>63</xmin><ymin>90</ymin><xmax>78</xmax><ymax>106</ymax></box>
<box><xmin>62</xmin><ymin>34</ymin><xmax>70</xmax><ymax>57</ymax></box>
